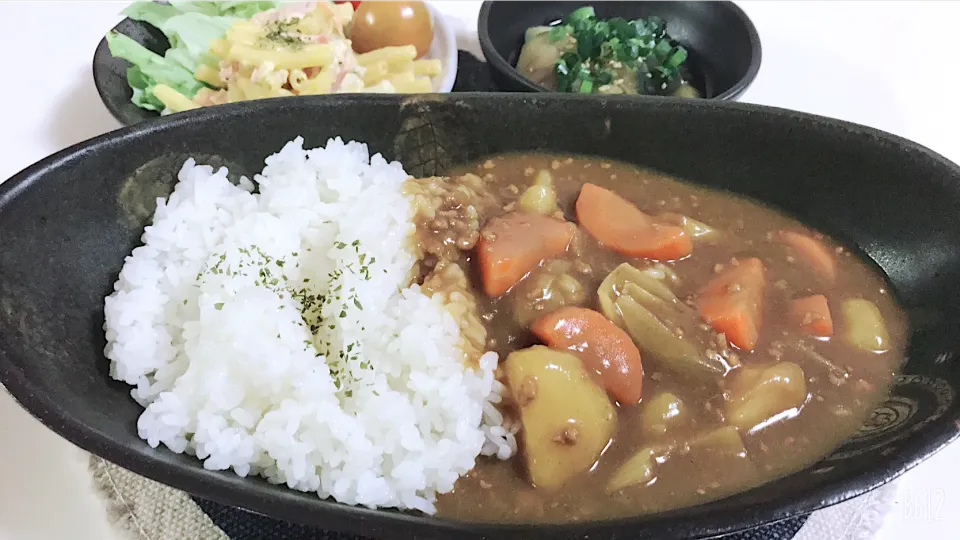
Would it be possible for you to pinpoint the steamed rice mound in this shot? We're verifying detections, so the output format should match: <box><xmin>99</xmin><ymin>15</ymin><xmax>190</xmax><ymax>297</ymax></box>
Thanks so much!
<box><xmin>103</xmin><ymin>137</ymin><xmax>512</xmax><ymax>513</ymax></box>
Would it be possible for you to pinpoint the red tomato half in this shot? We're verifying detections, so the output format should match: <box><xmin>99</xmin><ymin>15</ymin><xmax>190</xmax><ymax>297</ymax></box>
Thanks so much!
<box><xmin>335</xmin><ymin>1</ymin><xmax>362</xmax><ymax>10</ymax></box>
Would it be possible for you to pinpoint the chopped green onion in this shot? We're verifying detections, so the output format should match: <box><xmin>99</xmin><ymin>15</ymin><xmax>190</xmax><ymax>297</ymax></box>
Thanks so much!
<box><xmin>577</xmin><ymin>31</ymin><xmax>596</xmax><ymax>58</ymax></box>
<box><xmin>666</xmin><ymin>48</ymin><xmax>688</xmax><ymax>68</ymax></box>
<box><xmin>653</xmin><ymin>39</ymin><xmax>673</xmax><ymax>58</ymax></box>
<box><xmin>549</xmin><ymin>6</ymin><xmax>689</xmax><ymax>97</ymax></box>
<box><xmin>566</xmin><ymin>6</ymin><xmax>596</xmax><ymax>24</ymax></box>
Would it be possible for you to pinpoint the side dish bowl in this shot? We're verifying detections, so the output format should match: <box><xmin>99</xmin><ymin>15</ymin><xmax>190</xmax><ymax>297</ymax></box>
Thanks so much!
<box><xmin>2</xmin><ymin>94</ymin><xmax>960</xmax><ymax>539</ymax></box>
<box><xmin>92</xmin><ymin>3</ymin><xmax>458</xmax><ymax>126</ymax></box>
<box><xmin>478</xmin><ymin>1</ymin><xmax>761</xmax><ymax>99</ymax></box>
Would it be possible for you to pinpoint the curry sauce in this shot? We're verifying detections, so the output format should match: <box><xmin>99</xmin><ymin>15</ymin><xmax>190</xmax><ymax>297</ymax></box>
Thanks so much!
<box><xmin>415</xmin><ymin>153</ymin><xmax>906</xmax><ymax>523</ymax></box>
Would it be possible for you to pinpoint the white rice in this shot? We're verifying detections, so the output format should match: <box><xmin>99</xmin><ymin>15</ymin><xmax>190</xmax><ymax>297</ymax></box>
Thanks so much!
<box><xmin>103</xmin><ymin>137</ymin><xmax>514</xmax><ymax>513</ymax></box>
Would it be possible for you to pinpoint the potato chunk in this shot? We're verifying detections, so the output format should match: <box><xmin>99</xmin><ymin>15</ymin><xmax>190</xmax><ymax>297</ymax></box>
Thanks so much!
<box><xmin>725</xmin><ymin>362</ymin><xmax>808</xmax><ymax>431</ymax></box>
<box><xmin>606</xmin><ymin>446</ymin><xmax>658</xmax><ymax>493</ymax></box>
<box><xmin>518</xmin><ymin>169</ymin><xmax>560</xmax><ymax>216</ymax></box>
<box><xmin>641</xmin><ymin>391</ymin><xmax>686</xmax><ymax>437</ymax></box>
<box><xmin>606</xmin><ymin>426</ymin><xmax>752</xmax><ymax>494</ymax></box>
<box><xmin>504</xmin><ymin>345</ymin><xmax>616</xmax><ymax>490</ymax></box>
<box><xmin>841</xmin><ymin>298</ymin><xmax>890</xmax><ymax>353</ymax></box>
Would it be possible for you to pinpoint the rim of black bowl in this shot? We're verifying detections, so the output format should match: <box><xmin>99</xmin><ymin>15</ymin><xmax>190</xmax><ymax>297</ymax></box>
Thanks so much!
<box><xmin>3</xmin><ymin>94</ymin><xmax>960</xmax><ymax>539</ymax></box>
<box><xmin>93</xmin><ymin>18</ymin><xmax>162</xmax><ymax>127</ymax></box>
<box><xmin>477</xmin><ymin>1</ymin><xmax>763</xmax><ymax>100</ymax></box>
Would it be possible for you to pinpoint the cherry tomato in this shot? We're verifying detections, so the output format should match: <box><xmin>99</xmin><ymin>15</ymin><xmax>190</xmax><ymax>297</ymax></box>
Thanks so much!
<box><xmin>335</xmin><ymin>1</ymin><xmax>362</xmax><ymax>9</ymax></box>
<box><xmin>349</xmin><ymin>1</ymin><xmax>434</xmax><ymax>58</ymax></box>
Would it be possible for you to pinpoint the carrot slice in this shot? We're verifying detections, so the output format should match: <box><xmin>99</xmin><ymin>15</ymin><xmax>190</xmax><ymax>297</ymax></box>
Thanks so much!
<box><xmin>576</xmin><ymin>183</ymin><xmax>692</xmax><ymax>260</ymax></box>
<box><xmin>789</xmin><ymin>294</ymin><xmax>833</xmax><ymax>337</ymax></box>
<box><xmin>696</xmin><ymin>257</ymin><xmax>766</xmax><ymax>351</ymax></box>
<box><xmin>476</xmin><ymin>211</ymin><xmax>575</xmax><ymax>297</ymax></box>
<box><xmin>532</xmin><ymin>306</ymin><xmax>644</xmax><ymax>404</ymax></box>
<box><xmin>780</xmin><ymin>231</ymin><xmax>837</xmax><ymax>284</ymax></box>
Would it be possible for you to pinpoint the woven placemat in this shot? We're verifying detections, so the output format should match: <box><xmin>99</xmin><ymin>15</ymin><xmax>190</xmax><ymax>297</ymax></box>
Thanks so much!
<box><xmin>87</xmin><ymin>51</ymin><xmax>897</xmax><ymax>540</ymax></box>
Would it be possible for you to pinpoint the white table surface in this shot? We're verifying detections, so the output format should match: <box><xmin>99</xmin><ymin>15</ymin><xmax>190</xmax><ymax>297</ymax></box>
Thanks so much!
<box><xmin>1</xmin><ymin>1</ymin><xmax>958</xmax><ymax>539</ymax></box>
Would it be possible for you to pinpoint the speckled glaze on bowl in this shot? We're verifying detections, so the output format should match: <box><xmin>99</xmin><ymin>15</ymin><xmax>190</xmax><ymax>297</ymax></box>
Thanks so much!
<box><xmin>1</xmin><ymin>94</ymin><xmax>959</xmax><ymax>539</ymax></box>
<box><xmin>478</xmin><ymin>1</ymin><xmax>761</xmax><ymax>100</ymax></box>
<box><xmin>92</xmin><ymin>4</ymin><xmax>458</xmax><ymax>126</ymax></box>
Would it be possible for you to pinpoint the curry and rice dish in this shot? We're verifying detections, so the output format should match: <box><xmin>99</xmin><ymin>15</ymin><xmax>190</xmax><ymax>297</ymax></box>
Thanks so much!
<box><xmin>104</xmin><ymin>139</ymin><xmax>905</xmax><ymax>523</ymax></box>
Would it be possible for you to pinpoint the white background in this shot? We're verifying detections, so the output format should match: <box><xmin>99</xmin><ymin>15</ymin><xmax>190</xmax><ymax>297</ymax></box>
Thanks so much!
<box><xmin>1</xmin><ymin>1</ymin><xmax>958</xmax><ymax>538</ymax></box>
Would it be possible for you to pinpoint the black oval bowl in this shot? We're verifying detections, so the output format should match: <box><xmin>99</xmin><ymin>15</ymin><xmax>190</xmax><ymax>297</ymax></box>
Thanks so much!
<box><xmin>1</xmin><ymin>94</ymin><xmax>959</xmax><ymax>539</ymax></box>
<box><xmin>478</xmin><ymin>1</ymin><xmax>762</xmax><ymax>100</ymax></box>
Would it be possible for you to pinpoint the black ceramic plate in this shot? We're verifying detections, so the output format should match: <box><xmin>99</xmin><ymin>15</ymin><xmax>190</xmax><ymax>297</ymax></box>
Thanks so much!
<box><xmin>2</xmin><ymin>94</ymin><xmax>960</xmax><ymax>539</ymax></box>
<box><xmin>478</xmin><ymin>1</ymin><xmax>762</xmax><ymax>99</ymax></box>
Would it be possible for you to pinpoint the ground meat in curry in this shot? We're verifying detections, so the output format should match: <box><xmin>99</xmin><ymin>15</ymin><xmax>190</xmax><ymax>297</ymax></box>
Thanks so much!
<box><xmin>404</xmin><ymin>153</ymin><xmax>906</xmax><ymax>524</ymax></box>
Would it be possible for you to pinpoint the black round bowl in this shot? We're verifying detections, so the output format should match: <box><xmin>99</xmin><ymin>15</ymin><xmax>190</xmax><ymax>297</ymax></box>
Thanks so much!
<box><xmin>1</xmin><ymin>94</ymin><xmax>959</xmax><ymax>539</ymax></box>
<box><xmin>478</xmin><ymin>1</ymin><xmax>762</xmax><ymax>100</ymax></box>
<box><xmin>93</xmin><ymin>18</ymin><xmax>169</xmax><ymax>127</ymax></box>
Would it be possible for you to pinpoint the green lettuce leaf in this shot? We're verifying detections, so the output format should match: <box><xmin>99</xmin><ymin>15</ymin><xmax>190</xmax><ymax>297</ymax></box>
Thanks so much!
<box><xmin>122</xmin><ymin>2</ymin><xmax>238</xmax><ymax>73</ymax></box>
<box><xmin>157</xmin><ymin>12</ymin><xmax>234</xmax><ymax>72</ymax></box>
<box><xmin>168</xmin><ymin>1</ymin><xmax>281</xmax><ymax>18</ymax></box>
<box><xmin>110</xmin><ymin>1</ymin><xmax>280</xmax><ymax>111</ymax></box>
<box><xmin>106</xmin><ymin>31</ymin><xmax>206</xmax><ymax>110</ymax></box>
<box><xmin>166</xmin><ymin>1</ymin><xmax>222</xmax><ymax>16</ymax></box>
<box><xmin>121</xmin><ymin>2</ymin><xmax>182</xmax><ymax>29</ymax></box>
<box><xmin>127</xmin><ymin>66</ymin><xmax>165</xmax><ymax>111</ymax></box>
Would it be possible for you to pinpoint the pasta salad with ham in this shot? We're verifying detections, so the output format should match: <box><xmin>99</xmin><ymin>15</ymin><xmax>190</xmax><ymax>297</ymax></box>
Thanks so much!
<box><xmin>107</xmin><ymin>1</ymin><xmax>442</xmax><ymax>114</ymax></box>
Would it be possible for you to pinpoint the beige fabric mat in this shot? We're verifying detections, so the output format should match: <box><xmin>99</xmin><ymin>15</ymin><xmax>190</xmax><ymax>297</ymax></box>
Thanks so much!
<box><xmin>89</xmin><ymin>456</ymin><xmax>228</xmax><ymax>540</ymax></box>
